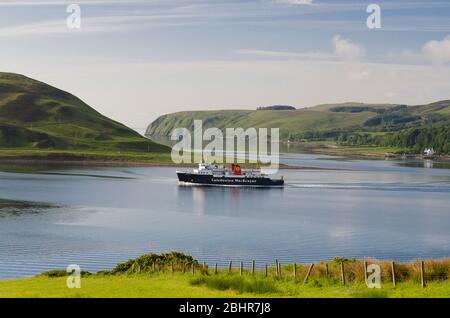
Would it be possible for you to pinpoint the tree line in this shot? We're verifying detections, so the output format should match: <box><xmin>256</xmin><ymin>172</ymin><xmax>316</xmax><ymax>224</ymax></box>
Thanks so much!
<box><xmin>336</xmin><ymin>126</ymin><xmax>450</xmax><ymax>154</ymax></box>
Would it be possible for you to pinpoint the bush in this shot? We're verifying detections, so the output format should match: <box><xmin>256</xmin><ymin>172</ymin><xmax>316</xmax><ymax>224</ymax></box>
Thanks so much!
<box><xmin>39</xmin><ymin>270</ymin><xmax>67</xmax><ymax>278</ymax></box>
<box><xmin>39</xmin><ymin>269</ymin><xmax>92</xmax><ymax>278</ymax></box>
<box><xmin>111</xmin><ymin>252</ymin><xmax>198</xmax><ymax>274</ymax></box>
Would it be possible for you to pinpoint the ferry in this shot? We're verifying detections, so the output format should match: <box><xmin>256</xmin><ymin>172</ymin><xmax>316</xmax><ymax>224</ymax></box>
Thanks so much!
<box><xmin>176</xmin><ymin>163</ymin><xmax>284</xmax><ymax>187</ymax></box>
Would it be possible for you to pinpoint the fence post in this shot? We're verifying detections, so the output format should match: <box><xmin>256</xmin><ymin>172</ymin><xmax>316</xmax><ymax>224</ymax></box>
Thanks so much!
<box><xmin>304</xmin><ymin>263</ymin><xmax>314</xmax><ymax>284</ymax></box>
<box><xmin>363</xmin><ymin>260</ymin><xmax>368</xmax><ymax>285</ymax></box>
<box><xmin>391</xmin><ymin>261</ymin><xmax>396</xmax><ymax>287</ymax></box>
<box><xmin>252</xmin><ymin>260</ymin><xmax>255</xmax><ymax>275</ymax></box>
<box><xmin>265</xmin><ymin>264</ymin><xmax>268</xmax><ymax>277</ymax></box>
<box><xmin>275</xmin><ymin>259</ymin><xmax>279</xmax><ymax>277</ymax></box>
<box><xmin>229</xmin><ymin>261</ymin><xmax>232</xmax><ymax>273</ymax></box>
<box><xmin>278</xmin><ymin>262</ymin><xmax>282</xmax><ymax>278</ymax></box>
<box><xmin>214</xmin><ymin>263</ymin><xmax>218</xmax><ymax>275</ymax></box>
<box><xmin>420</xmin><ymin>260</ymin><xmax>426</xmax><ymax>288</ymax></box>
<box><xmin>325</xmin><ymin>263</ymin><xmax>329</xmax><ymax>279</ymax></box>
<box><xmin>293</xmin><ymin>263</ymin><xmax>297</xmax><ymax>279</ymax></box>
<box><xmin>340</xmin><ymin>263</ymin><xmax>346</xmax><ymax>285</ymax></box>
<box><xmin>192</xmin><ymin>263</ymin><xmax>195</xmax><ymax>275</ymax></box>
<box><xmin>240</xmin><ymin>261</ymin><xmax>243</xmax><ymax>276</ymax></box>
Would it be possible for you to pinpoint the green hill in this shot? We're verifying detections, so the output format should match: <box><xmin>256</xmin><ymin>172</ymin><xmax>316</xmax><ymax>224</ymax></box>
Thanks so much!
<box><xmin>146</xmin><ymin>101</ymin><xmax>450</xmax><ymax>154</ymax></box>
<box><xmin>0</xmin><ymin>72</ymin><xmax>168</xmax><ymax>154</ymax></box>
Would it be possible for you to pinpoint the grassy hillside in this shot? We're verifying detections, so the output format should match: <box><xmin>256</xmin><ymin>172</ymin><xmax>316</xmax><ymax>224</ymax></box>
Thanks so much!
<box><xmin>146</xmin><ymin>101</ymin><xmax>450</xmax><ymax>154</ymax></box>
<box><xmin>0</xmin><ymin>72</ymin><xmax>169</xmax><ymax>155</ymax></box>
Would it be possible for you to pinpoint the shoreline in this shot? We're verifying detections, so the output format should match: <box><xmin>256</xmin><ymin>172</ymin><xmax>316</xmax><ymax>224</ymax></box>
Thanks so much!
<box><xmin>0</xmin><ymin>158</ymin><xmax>351</xmax><ymax>171</ymax></box>
<box><xmin>284</xmin><ymin>141</ymin><xmax>450</xmax><ymax>161</ymax></box>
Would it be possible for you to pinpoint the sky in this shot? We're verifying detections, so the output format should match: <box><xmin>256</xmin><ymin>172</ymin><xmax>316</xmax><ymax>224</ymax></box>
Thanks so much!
<box><xmin>1</xmin><ymin>0</ymin><xmax>450</xmax><ymax>133</ymax></box>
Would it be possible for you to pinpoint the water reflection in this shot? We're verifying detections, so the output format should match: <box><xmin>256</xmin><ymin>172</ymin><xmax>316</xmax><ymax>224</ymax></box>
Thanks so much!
<box><xmin>396</xmin><ymin>160</ymin><xmax>450</xmax><ymax>170</ymax></box>
<box><xmin>0</xmin><ymin>199</ymin><xmax>56</xmax><ymax>218</ymax></box>
<box><xmin>1</xmin><ymin>155</ymin><xmax>450</xmax><ymax>279</ymax></box>
<box><xmin>176</xmin><ymin>185</ymin><xmax>284</xmax><ymax>217</ymax></box>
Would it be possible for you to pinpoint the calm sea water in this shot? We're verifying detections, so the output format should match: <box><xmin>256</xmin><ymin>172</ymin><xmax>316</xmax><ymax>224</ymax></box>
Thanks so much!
<box><xmin>0</xmin><ymin>153</ymin><xmax>450</xmax><ymax>279</ymax></box>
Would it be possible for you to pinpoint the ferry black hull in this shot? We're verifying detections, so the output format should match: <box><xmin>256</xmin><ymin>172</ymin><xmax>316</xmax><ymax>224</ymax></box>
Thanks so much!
<box><xmin>177</xmin><ymin>172</ymin><xmax>284</xmax><ymax>187</ymax></box>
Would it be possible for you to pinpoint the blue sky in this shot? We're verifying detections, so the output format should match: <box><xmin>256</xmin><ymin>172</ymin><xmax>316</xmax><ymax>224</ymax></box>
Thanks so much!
<box><xmin>1</xmin><ymin>0</ymin><xmax>450</xmax><ymax>131</ymax></box>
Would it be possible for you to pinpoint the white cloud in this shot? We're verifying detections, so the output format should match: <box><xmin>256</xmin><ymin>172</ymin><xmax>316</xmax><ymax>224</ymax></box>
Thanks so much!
<box><xmin>332</xmin><ymin>35</ymin><xmax>365</xmax><ymax>61</ymax></box>
<box><xmin>235</xmin><ymin>35</ymin><xmax>365</xmax><ymax>62</ymax></box>
<box><xmin>386</xmin><ymin>35</ymin><xmax>450</xmax><ymax>65</ymax></box>
<box><xmin>422</xmin><ymin>36</ymin><xmax>450</xmax><ymax>65</ymax></box>
<box><xmin>0</xmin><ymin>15</ymin><xmax>202</xmax><ymax>37</ymax></box>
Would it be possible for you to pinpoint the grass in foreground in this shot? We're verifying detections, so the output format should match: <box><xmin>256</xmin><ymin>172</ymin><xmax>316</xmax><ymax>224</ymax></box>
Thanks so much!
<box><xmin>1</xmin><ymin>253</ymin><xmax>449</xmax><ymax>298</ymax></box>
<box><xmin>1</xmin><ymin>272</ymin><xmax>450</xmax><ymax>298</ymax></box>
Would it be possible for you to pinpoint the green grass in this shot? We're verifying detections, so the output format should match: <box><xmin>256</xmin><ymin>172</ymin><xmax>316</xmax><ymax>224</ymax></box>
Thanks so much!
<box><xmin>2</xmin><ymin>253</ymin><xmax>449</xmax><ymax>298</ymax></box>
<box><xmin>0</xmin><ymin>72</ymin><xmax>169</xmax><ymax>155</ymax></box>
<box><xmin>190</xmin><ymin>275</ymin><xmax>279</xmax><ymax>294</ymax></box>
<box><xmin>0</xmin><ymin>148</ymin><xmax>173</xmax><ymax>163</ymax></box>
<box><xmin>146</xmin><ymin>107</ymin><xmax>375</xmax><ymax>139</ymax></box>
<box><xmin>1</xmin><ymin>272</ymin><xmax>449</xmax><ymax>298</ymax></box>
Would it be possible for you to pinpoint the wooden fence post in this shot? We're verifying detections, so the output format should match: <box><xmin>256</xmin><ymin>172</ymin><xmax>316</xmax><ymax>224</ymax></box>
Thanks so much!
<box><xmin>252</xmin><ymin>260</ymin><xmax>255</xmax><ymax>275</ymax></box>
<box><xmin>304</xmin><ymin>263</ymin><xmax>314</xmax><ymax>284</ymax></box>
<box><xmin>229</xmin><ymin>261</ymin><xmax>232</xmax><ymax>273</ymax></box>
<box><xmin>278</xmin><ymin>262</ymin><xmax>282</xmax><ymax>278</ymax></box>
<box><xmin>192</xmin><ymin>263</ymin><xmax>195</xmax><ymax>275</ymax></box>
<box><xmin>340</xmin><ymin>263</ymin><xmax>346</xmax><ymax>285</ymax></box>
<box><xmin>275</xmin><ymin>259</ymin><xmax>279</xmax><ymax>277</ymax></box>
<box><xmin>420</xmin><ymin>260</ymin><xmax>426</xmax><ymax>288</ymax></box>
<box><xmin>293</xmin><ymin>263</ymin><xmax>297</xmax><ymax>279</ymax></box>
<box><xmin>265</xmin><ymin>264</ymin><xmax>268</xmax><ymax>277</ymax></box>
<box><xmin>214</xmin><ymin>263</ymin><xmax>218</xmax><ymax>275</ymax></box>
<box><xmin>391</xmin><ymin>261</ymin><xmax>396</xmax><ymax>287</ymax></box>
<box><xmin>363</xmin><ymin>260</ymin><xmax>368</xmax><ymax>285</ymax></box>
<box><xmin>240</xmin><ymin>261</ymin><xmax>243</xmax><ymax>276</ymax></box>
<box><xmin>325</xmin><ymin>263</ymin><xmax>329</xmax><ymax>279</ymax></box>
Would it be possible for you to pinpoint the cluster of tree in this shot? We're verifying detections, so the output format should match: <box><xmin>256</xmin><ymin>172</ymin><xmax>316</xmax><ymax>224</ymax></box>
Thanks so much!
<box><xmin>330</xmin><ymin>105</ymin><xmax>407</xmax><ymax>114</ymax></box>
<box><xmin>362</xmin><ymin>106</ymin><xmax>422</xmax><ymax>132</ymax></box>
<box><xmin>331</xmin><ymin>106</ymin><xmax>375</xmax><ymax>113</ymax></box>
<box><xmin>257</xmin><ymin>105</ymin><xmax>296</xmax><ymax>111</ymax></box>
<box><xmin>287</xmin><ymin>130</ymin><xmax>342</xmax><ymax>141</ymax></box>
<box><xmin>336</xmin><ymin>126</ymin><xmax>450</xmax><ymax>154</ymax></box>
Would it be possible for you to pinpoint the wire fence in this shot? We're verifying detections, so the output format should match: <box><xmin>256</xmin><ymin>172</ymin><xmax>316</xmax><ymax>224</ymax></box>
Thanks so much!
<box><xmin>121</xmin><ymin>258</ymin><xmax>450</xmax><ymax>287</ymax></box>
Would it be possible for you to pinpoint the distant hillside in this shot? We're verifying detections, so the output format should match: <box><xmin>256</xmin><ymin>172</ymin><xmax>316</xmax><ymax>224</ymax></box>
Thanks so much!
<box><xmin>146</xmin><ymin>101</ymin><xmax>450</xmax><ymax>154</ymax></box>
<box><xmin>0</xmin><ymin>72</ymin><xmax>168</xmax><ymax>153</ymax></box>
